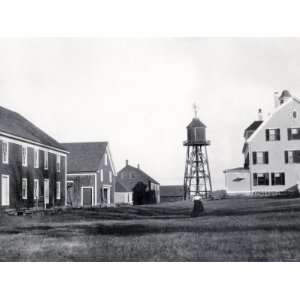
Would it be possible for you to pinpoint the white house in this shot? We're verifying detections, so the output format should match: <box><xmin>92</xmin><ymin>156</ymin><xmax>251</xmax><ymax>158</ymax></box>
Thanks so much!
<box><xmin>224</xmin><ymin>90</ymin><xmax>300</xmax><ymax>195</ymax></box>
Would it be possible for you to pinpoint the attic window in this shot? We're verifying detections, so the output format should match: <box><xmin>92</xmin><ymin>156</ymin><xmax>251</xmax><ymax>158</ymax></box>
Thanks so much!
<box><xmin>293</xmin><ymin>111</ymin><xmax>297</xmax><ymax>119</ymax></box>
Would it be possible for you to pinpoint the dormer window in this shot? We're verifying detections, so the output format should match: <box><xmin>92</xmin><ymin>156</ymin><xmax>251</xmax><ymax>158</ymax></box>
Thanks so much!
<box><xmin>293</xmin><ymin>111</ymin><xmax>297</xmax><ymax>119</ymax></box>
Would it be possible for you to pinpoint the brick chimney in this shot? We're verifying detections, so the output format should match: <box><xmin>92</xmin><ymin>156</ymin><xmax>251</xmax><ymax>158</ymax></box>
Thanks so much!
<box><xmin>126</xmin><ymin>159</ymin><xmax>128</xmax><ymax>166</ymax></box>
<box><xmin>137</xmin><ymin>164</ymin><xmax>140</xmax><ymax>169</ymax></box>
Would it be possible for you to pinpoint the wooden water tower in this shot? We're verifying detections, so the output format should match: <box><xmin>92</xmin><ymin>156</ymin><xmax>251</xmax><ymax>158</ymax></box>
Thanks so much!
<box><xmin>183</xmin><ymin>104</ymin><xmax>212</xmax><ymax>215</ymax></box>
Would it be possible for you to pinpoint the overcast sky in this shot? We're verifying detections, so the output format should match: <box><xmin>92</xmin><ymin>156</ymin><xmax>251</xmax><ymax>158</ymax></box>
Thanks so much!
<box><xmin>0</xmin><ymin>38</ymin><xmax>300</xmax><ymax>189</ymax></box>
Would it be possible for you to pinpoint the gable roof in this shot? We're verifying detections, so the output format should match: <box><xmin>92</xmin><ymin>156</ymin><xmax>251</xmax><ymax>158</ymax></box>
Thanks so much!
<box><xmin>187</xmin><ymin>117</ymin><xmax>206</xmax><ymax>128</ymax></box>
<box><xmin>0</xmin><ymin>106</ymin><xmax>66</xmax><ymax>152</ymax></box>
<box><xmin>117</xmin><ymin>164</ymin><xmax>159</xmax><ymax>191</ymax></box>
<box><xmin>62</xmin><ymin>142</ymin><xmax>108</xmax><ymax>173</ymax></box>
<box><xmin>115</xmin><ymin>179</ymin><xmax>131</xmax><ymax>192</ymax></box>
<box><xmin>247</xmin><ymin>97</ymin><xmax>300</xmax><ymax>144</ymax></box>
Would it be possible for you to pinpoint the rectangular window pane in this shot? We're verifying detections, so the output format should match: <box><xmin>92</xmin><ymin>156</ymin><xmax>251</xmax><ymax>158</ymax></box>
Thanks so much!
<box><xmin>22</xmin><ymin>178</ymin><xmax>27</xmax><ymax>199</ymax></box>
<box><xmin>22</xmin><ymin>146</ymin><xmax>27</xmax><ymax>166</ymax></box>
<box><xmin>56</xmin><ymin>181</ymin><xmax>61</xmax><ymax>199</ymax></box>
<box><xmin>44</xmin><ymin>179</ymin><xmax>49</xmax><ymax>204</ymax></box>
<box><xmin>34</xmin><ymin>179</ymin><xmax>39</xmax><ymax>199</ymax></box>
<box><xmin>56</xmin><ymin>155</ymin><xmax>61</xmax><ymax>172</ymax></box>
<box><xmin>2</xmin><ymin>141</ymin><xmax>8</xmax><ymax>163</ymax></box>
<box><xmin>34</xmin><ymin>149</ymin><xmax>39</xmax><ymax>168</ymax></box>
<box><xmin>44</xmin><ymin>151</ymin><xmax>48</xmax><ymax>170</ymax></box>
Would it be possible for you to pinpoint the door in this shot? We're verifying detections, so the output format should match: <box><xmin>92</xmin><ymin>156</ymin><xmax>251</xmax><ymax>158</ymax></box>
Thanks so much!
<box><xmin>67</xmin><ymin>182</ymin><xmax>74</xmax><ymax>206</ymax></box>
<box><xmin>1</xmin><ymin>175</ymin><xmax>9</xmax><ymax>206</ymax></box>
<box><xmin>82</xmin><ymin>187</ymin><xmax>93</xmax><ymax>206</ymax></box>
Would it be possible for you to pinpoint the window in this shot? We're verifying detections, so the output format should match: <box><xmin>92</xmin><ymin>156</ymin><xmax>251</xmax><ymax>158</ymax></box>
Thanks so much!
<box><xmin>266</xmin><ymin>129</ymin><xmax>280</xmax><ymax>141</ymax></box>
<box><xmin>104</xmin><ymin>153</ymin><xmax>108</xmax><ymax>166</ymax></box>
<box><xmin>44</xmin><ymin>179</ymin><xmax>49</xmax><ymax>204</ymax></box>
<box><xmin>56</xmin><ymin>181</ymin><xmax>61</xmax><ymax>199</ymax></box>
<box><xmin>56</xmin><ymin>155</ymin><xmax>61</xmax><ymax>172</ymax></box>
<box><xmin>288</xmin><ymin>128</ymin><xmax>300</xmax><ymax>140</ymax></box>
<box><xmin>2</xmin><ymin>141</ymin><xmax>8</xmax><ymax>164</ymax></box>
<box><xmin>100</xmin><ymin>169</ymin><xmax>103</xmax><ymax>182</ymax></box>
<box><xmin>252</xmin><ymin>151</ymin><xmax>268</xmax><ymax>164</ymax></box>
<box><xmin>44</xmin><ymin>151</ymin><xmax>48</xmax><ymax>170</ymax></box>
<box><xmin>22</xmin><ymin>146</ymin><xmax>27</xmax><ymax>167</ymax></box>
<box><xmin>34</xmin><ymin>179</ymin><xmax>39</xmax><ymax>200</ymax></box>
<box><xmin>253</xmin><ymin>173</ymin><xmax>269</xmax><ymax>186</ymax></box>
<box><xmin>22</xmin><ymin>178</ymin><xmax>27</xmax><ymax>199</ymax></box>
<box><xmin>271</xmin><ymin>173</ymin><xmax>285</xmax><ymax>185</ymax></box>
<box><xmin>293</xmin><ymin>111</ymin><xmax>297</xmax><ymax>119</ymax></box>
<box><xmin>34</xmin><ymin>148</ymin><xmax>39</xmax><ymax>168</ymax></box>
<box><xmin>109</xmin><ymin>171</ymin><xmax>112</xmax><ymax>183</ymax></box>
<box><xmin>285</xmin><ymin>150</ymin><xmax>300</xmax><ymax>163</ymax></box>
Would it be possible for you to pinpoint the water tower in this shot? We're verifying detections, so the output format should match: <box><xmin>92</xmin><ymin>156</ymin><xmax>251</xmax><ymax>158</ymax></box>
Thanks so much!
<box><xmin>183</xmin><ymin>103</ymin><xmax>212</xmax><ymax>216</ymax></box>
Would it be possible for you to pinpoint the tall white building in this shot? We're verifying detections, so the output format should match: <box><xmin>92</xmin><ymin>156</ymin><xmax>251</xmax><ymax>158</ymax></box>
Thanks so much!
<box><xmin>224</xmin><ymin>90</ymin><xmax>300</xmax><ymax>195</ymax></box>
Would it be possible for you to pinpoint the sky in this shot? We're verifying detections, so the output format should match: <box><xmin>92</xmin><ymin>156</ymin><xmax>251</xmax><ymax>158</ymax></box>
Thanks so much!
<box><xmin>1</xmin><ymin>38</ymin><xmax>300</xmax><ymax>189</ymax></box>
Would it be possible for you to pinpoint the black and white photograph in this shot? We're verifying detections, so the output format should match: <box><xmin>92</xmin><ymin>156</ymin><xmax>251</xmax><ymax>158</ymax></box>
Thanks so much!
<box><xmin>1</xmin><ymin>1</ymin><xmax>300</xmax><ymax>299</ymax></box>
<box><xmin>2</xmin><ymin>37</ymin><xmax>300</xmax><ymax>262</ymax></box>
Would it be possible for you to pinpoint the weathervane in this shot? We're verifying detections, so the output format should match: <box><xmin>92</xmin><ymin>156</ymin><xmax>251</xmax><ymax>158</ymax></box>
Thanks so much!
<box><xmin>193</xmin><ymin>102</ymin><xmax>198</xmax><ymax>118</ymax></box>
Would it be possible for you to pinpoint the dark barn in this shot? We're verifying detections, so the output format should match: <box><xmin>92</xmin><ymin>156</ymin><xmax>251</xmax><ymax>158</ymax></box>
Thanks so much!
<box><xmin>117</xmin><ymin>160</ymin><xmax>160</xmax><ymax>205</ymax></box>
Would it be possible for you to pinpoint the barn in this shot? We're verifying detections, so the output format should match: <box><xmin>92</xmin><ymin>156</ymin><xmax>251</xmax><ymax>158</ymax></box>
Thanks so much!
<box><xmin>117</xmin><ymin>160</ymin><xmax>160</xmax><ymax>205</ymax></box>
<box><xmin>62</xmin><ymin>142</ymin><xmax>116</xmax><ymax>207</ymax></box>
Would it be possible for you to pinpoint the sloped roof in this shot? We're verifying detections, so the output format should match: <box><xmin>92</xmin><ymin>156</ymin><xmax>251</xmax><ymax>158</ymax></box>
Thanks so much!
<box><xmin>244</xmin><ymin>120</ymin><xmax>263</xmax><ymax>134</ymax></box>
<box><xmin>0</xmin><ymin>106</ymin><xmax>66</xmax><ymax>151</ymax></box>
<box><xmin>117</xmin><ymin>164</ymin><xmax>159</xmax><ymax>191</ymax></box>
<box><xmin>62</xmin><ymin>142</ymin><xmax>108</xmax><ymax>173</ymax></box>
<box><xmin>115</xmin><ymin>180</ymin><xmax>130</xmax><ymax>192</ymax></box>
<box><xmin>223</xmin><ymin>167</ymin><xmax>249</xmax><ymax>173</ymax></box>
<box><xmin>187</xmin><ymin>117</ymin><xmax>206</xmax><ymax>128</ymax></box>
<box><xmin>160</xmin><ymin>185</ymin><xmax>183</xmax><ymax>197</ymax></box>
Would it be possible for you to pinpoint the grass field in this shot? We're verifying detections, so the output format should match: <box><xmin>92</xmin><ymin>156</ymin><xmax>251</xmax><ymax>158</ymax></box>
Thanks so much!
<box><xmin>1</xmin><ymin>197</ymin><xmax>300</xmax><ymax>261</ymax></box>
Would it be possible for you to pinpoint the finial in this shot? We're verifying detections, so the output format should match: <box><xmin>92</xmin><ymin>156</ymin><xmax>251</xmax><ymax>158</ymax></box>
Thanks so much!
<box><xmin>193</xmin><ymin>102</ymin><xmax>198</xmax><ymax>118</ymax></box>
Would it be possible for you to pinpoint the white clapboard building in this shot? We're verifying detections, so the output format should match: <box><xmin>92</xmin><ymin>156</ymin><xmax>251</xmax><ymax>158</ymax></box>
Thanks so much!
<box><xmin>224</xmin><ymin>90</ymin><xmax>300</xmax><ymax>195</ymax></box>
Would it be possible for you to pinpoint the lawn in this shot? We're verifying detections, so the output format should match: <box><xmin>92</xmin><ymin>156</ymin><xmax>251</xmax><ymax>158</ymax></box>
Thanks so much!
<box><xmin>1</xmin><ymin>197</ymin><xmax>300</xmax><ymax>261</ymax></box>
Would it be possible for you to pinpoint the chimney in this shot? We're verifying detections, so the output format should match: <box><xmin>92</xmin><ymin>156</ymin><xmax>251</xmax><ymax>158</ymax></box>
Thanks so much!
<box><xmin>137</xmin><ymin>164</ymin><xmax>140</xmax><ymax>169</ymax></box>
<box><xmin>126</xmin><ymin>159</ymin><xmax>128</xmax><ymax>166</ymax></box>
<box><xmin>258</xmin><ymin>108</ymin><xmax>263</xmax><ymax>121</ymax></box>
<box><xmin>274</xmin><ymin>91</ymin><xmax>279</xmax><ymax>108</ymax></box>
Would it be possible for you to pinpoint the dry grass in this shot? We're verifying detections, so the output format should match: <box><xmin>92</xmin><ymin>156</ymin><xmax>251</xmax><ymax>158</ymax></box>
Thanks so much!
<box><xmin>1</xmin><ymin>197</ymin><xmax>300</xmax><ymax>261</ymax></box>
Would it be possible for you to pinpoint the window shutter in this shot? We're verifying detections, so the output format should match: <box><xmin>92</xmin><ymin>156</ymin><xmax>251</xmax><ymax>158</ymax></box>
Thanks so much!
<box><xmin>264</xmin><ymin>152</ymin><xmax>269</xmax><ymax>164</ymax></box>
<box><xmin>288</xmin><ymin>128</ymin><xmax>292</xmax><ymax>140</ymax></box>
<box><xmin>285</xmin><ymin>151</ymin><xmax>288</xmax><ymax>163</ymax></box>
<box><xmin>252</xmin><ymin>152</ymin><xmax>257</xmax><ymax>164</ymax></box>
<box><xmin>281</xmin><ymin>173</ymin><xmax>285</xmax><ymax>185</ymax></box>
<box><xmin>276</xmin><ymin>129</ymin><xmax>280</xmax><ymax>140</ymax></box>
<box><xmin>253</xmin><ymin>173</ymin><xmax>257</xmax><ymax>186</ymax></box>
<box><xmin>265</xmin><ymin>129</ymin><xmax>269</xmax><ymax>141</ymax></box>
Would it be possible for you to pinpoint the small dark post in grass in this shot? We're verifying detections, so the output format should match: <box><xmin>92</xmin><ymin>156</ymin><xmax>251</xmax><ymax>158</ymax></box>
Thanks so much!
<box><xmin>191</xmin><ymin>195</ymin><xmax>204</xmax><ymax>217</ymax></box>
<box><xmin>191</xmin><ymin>200</ymin><xmax>204</xmax><ymax>217</ymax></box>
